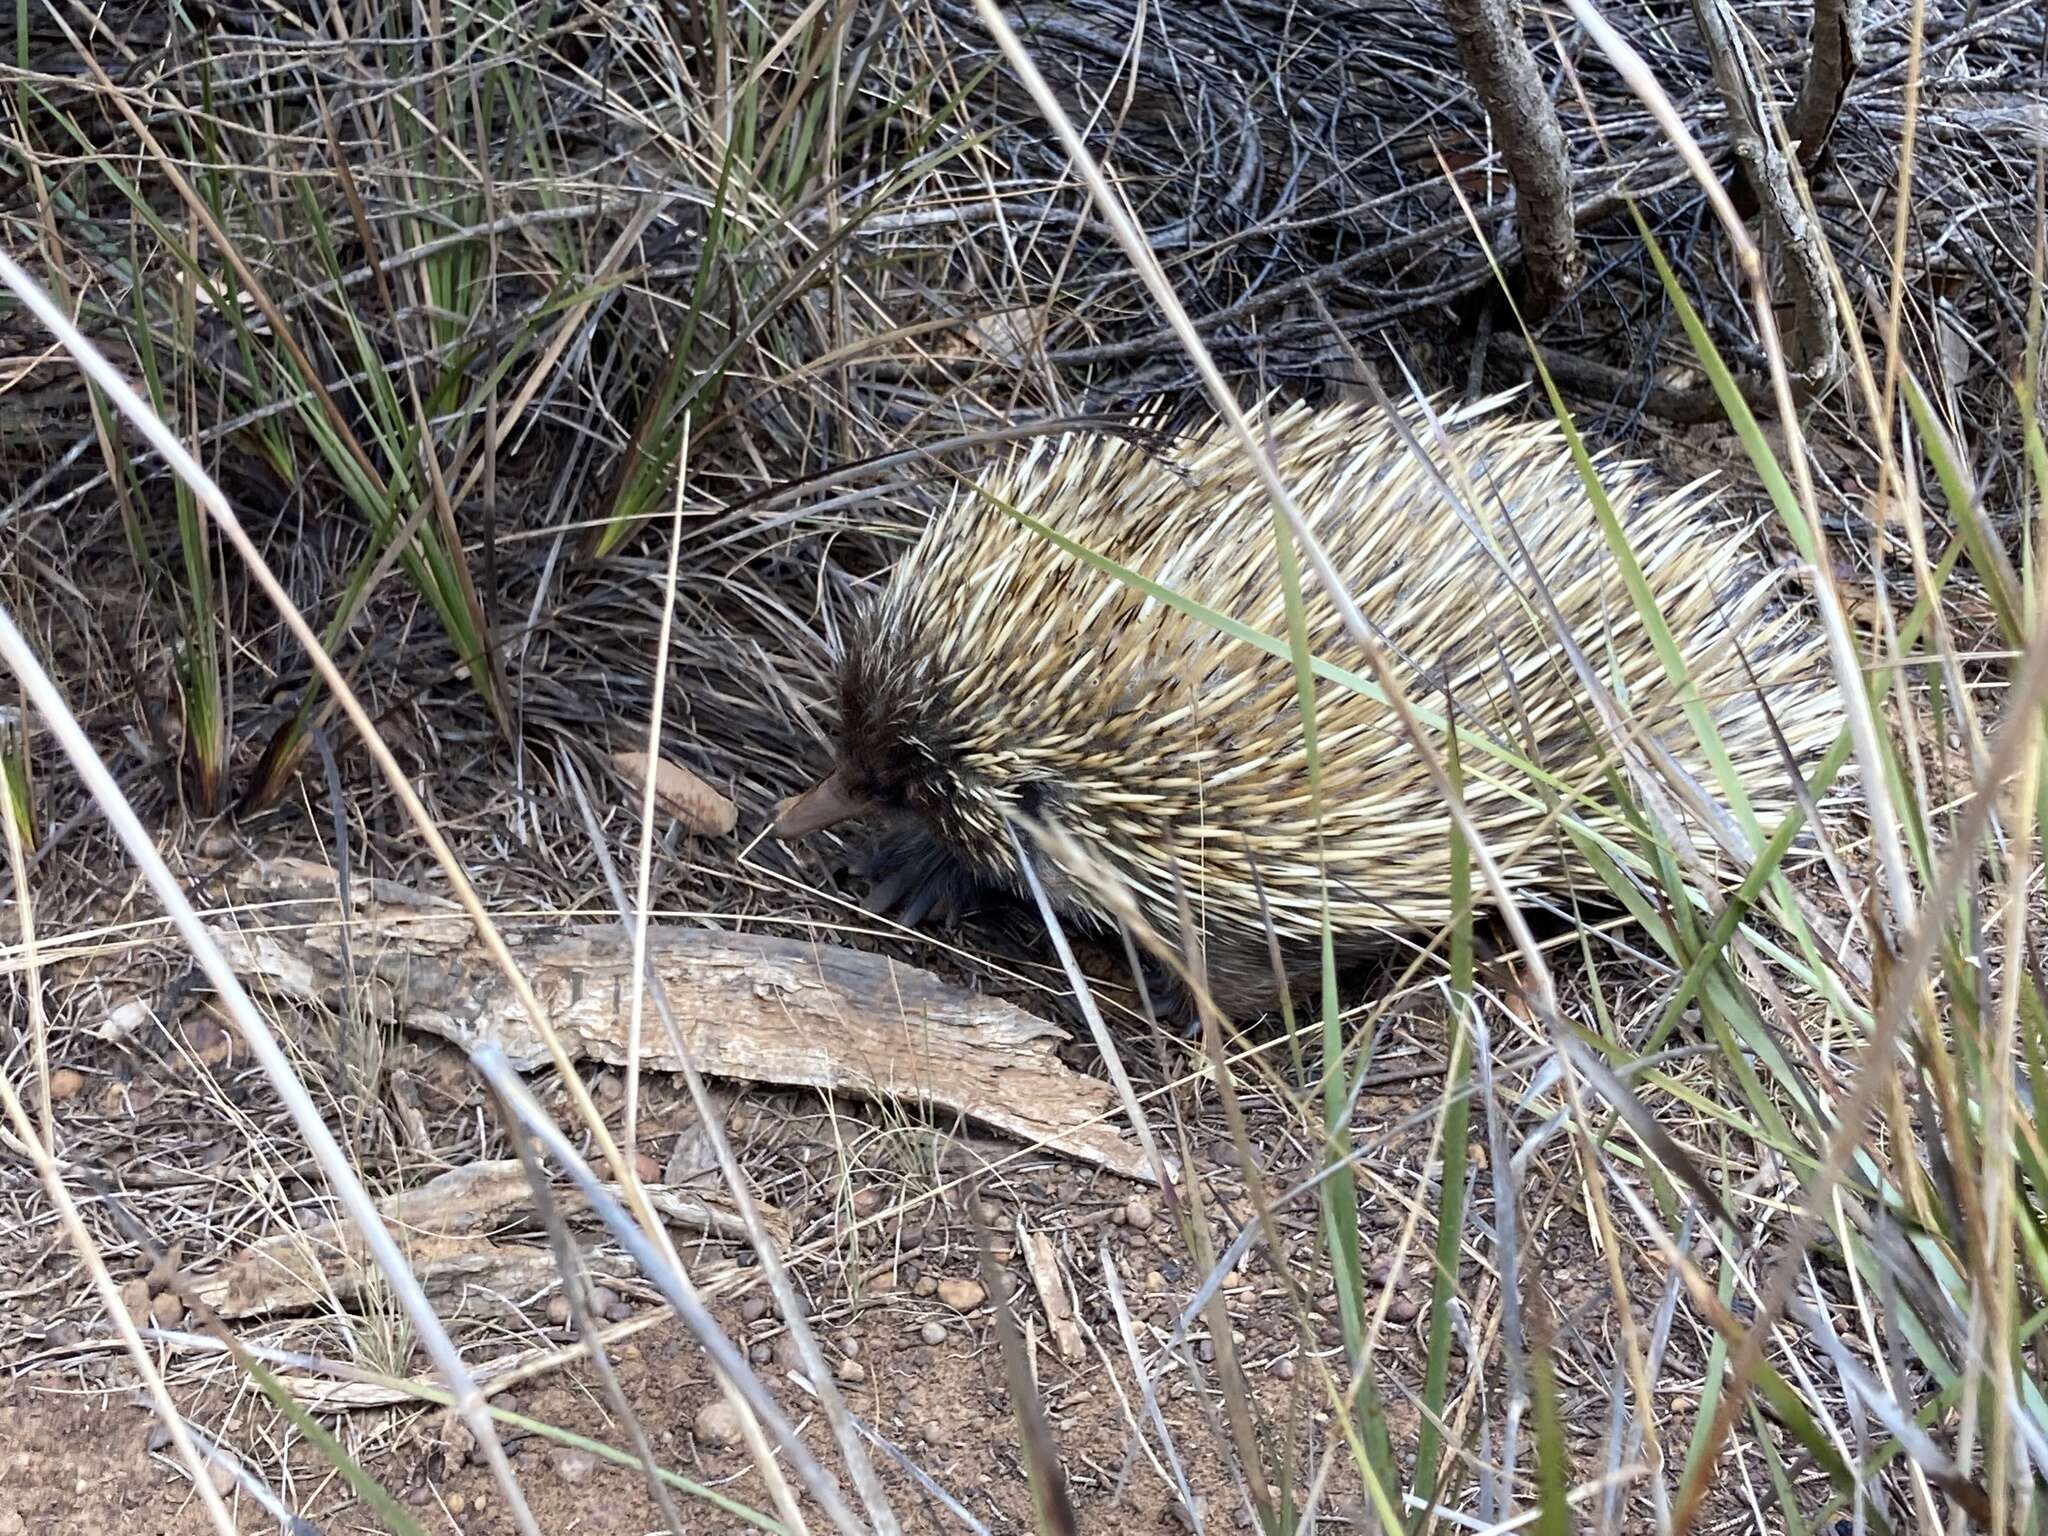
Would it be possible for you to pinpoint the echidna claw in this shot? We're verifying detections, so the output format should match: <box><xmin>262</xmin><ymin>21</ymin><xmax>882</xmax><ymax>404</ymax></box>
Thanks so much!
<box><xmin>858</xmin><ymin>823</ymin><xmax>988</xmax><ymax>930</ymax></box>
<box><xmin>1132</xmin><ymin>951</ymin><xmax>1203</xmax><ymax>1038</ymax></box>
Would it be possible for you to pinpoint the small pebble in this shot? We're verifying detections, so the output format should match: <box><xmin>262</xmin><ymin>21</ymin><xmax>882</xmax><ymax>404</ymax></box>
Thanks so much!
<box><xmin>206</xmin><ymin>1461</ymin><xmax>235</xmax><ymax>1496</ymax></box>
<box><xmin>1144</xmin><ymin>1270</ymin><xmax>1166</xmax><ymax>1293</ymax></box>
<box><xmin>46</xmin><ymin>1069</ymin><xmax>84</xmax><ymax>1103</ymax></box>
<box><xmin>184</xmin><ymin>1013</ymin><xmax>231</xmax><ymax>1066</ymax></box>
<box><xmin>1124</xmin><ymin>1197</ymin><xmax>1155</xmax><ymax>1231</ymax></box>
<box><xmin>447</xmin><ymin>1423</ymin><xmax>483</xmax><ymax>1467</ymax></box>
<box><xmin>545</xmin><ymin>1294</ymin><xmax>572</xmax><ymax>1326</ymax></box>
<box><xmin>834</xmin><ymin>1358</ymin><xmax>867</xmax><ymax>1384</ymax></box>
<box><xmin>119</xmin><ymin>1278</ymin><xmax>150</xmax><ymax>1326</ymax></box>
<box><xmin>1273</xmin><ymin>1357</ymin><xmax>1296</xmax><ymax>1381</ymax></box>
<box><xmin>741</xmin><ymin>1295</ymin><xmax>770</xmax><ymax>1325</ymax></box>
<box><xmin>852</xmin><ymin>1186</ymin><xmax>885</xmax><ymax>1218</ymax></box>
<box><xmin>920</xmin><ymin>1322</ymin><xmax>947</xmax><ymax>1345</ymax></box>
<box><xmin>749</xmin><ymin>1342</ymin><xmax>773</xmax><ymax>1365</ymax></box>
<box><xmin>632</xmin><ymin>1149</ymin><xmax>661</xmax><ymax>1184</ymax></box>
<box><xmin>551</xmin><ymin>1449</ymin><xmax>597</xmax><ymax>1486</ymax></box>
<box><xmin>588</xmin><ymin>1285</ymin><xmax>619</xmax><ymax>1316</ymax></box>
<box><xmin>148</xmin><ymin>1292</ymin><xmax>184</xmax><ymax>1330</ymax></box>
<box><xmin>936</xmin><ymin>1278</ymin><xmax>985</xmax><ymax>1312</ymax></box>
<box><xmin>901</xmin><ymin>1226</ymin><xmax>927</xmax><ymax>1249</ymax></box>
<box><xmin>913</xmin><ymin>1276</ymin><xmax>938</xmax><ymax>1298</ymax></box>
<box><xmin>837</xmin><ymin>1334</ymin><xmax>861</xmax><ymax>1359</ymax></box>
<box><xmin>1387</xmin><ymin>1296</ymin><xmax>1419</xmax><ymax>1324</ymax></box>
<box><xmin>694</xmin><ymin>1400</ymin><xmax>743</xmax><ymax>1449</ymax></box>
<box><xmin>446</xmin><ymin>1492</ymin><xmax>467</xmax><ymax>1516</ymax></box>
<box><xmin>920</xmin><ymin>1421</ymin><xmax>944</xmax><ymax>1445</ymax></box>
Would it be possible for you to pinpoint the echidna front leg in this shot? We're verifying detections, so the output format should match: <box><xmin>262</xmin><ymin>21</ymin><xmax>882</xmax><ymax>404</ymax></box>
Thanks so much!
<box><xmin>1132</xmin><ymin>951</ymin><xmax>1202</xmax><ymax>1036</ymax></box>
<box><xmin>859</xmin><ymin>820</ymin><xmax>1001</xmax><ymax>928</ymax></box>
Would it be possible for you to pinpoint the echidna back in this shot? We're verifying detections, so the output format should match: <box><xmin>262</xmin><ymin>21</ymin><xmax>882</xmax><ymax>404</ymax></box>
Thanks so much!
<box><xmin>856</xmin><ymin>392</ymin><xmax>1845</xmax><ymax>1001</ymax></box>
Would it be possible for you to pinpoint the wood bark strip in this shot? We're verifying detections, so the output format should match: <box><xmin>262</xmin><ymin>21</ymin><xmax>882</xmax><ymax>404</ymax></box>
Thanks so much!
<box><xmin>1020</xmin><ymin>1223</ymin><xmax>1084</xmax><ymax>1362</ymax></box>
<box><xmin>190</xmin><ymin>1160</ymin><xmax>760</xmax><ymax>1320</ymax></box>
<box><xmin>613</xmin><ymin>749</ymin><xmax>737</xmax><ymax>836</ymax></box>
<box><xmin>1790</xmin><ymin>0</ymin><xmax>1867</xmax><ymax>172</ymax></box>
<box><xmin>210</xmin><ymin>859</ymin><xmax>1170</xmax><ymax>1185</ymax></box>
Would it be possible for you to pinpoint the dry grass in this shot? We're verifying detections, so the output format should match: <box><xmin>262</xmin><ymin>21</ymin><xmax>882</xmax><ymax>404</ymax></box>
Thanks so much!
<box><xmin>2</xmin><ymin>0</ymin><xmax>2046</xmax><ymax>1533</ymax></box>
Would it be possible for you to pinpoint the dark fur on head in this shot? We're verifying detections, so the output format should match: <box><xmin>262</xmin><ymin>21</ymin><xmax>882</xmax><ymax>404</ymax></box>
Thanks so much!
<box><xmin>824</xmin><ymin>604</ymin><xmax>1205</xmax><ymax>1021</ymax></box>
<box><xmin>829</xmin><ymin>601</ymin><xmax>1049</xmax><ymax>890</ymax></box>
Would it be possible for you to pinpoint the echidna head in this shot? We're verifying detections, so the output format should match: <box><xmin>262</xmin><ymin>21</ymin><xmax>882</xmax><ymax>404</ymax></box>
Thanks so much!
<box><xmin>769</xmin><ymin>603</ymin><xmax>1029</xmax><ymax>880</ymax></box>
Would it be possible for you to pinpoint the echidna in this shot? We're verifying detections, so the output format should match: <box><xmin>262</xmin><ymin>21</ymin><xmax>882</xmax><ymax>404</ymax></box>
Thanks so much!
<box><xmin>774</xmin><ymin>392</ymin><xmax>1845</xmax><ymax>1020</ymax></box>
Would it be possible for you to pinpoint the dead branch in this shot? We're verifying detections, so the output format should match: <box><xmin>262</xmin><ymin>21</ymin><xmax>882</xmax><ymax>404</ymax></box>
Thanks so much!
<box><xmin>1791</xmin><ymin>0</ymin><xmax>1869</xmax><ymax>170</ymax></box>
<box><xmin>1693</xmin><ymin>0</ymin><xmax>1845</xmax><ymax>390</ymax></box>
<box><xmin>1441</xmin><ymin>0</ymin><xmax>1584</xmax><ymax>316</ymax></box>
<box><xmin>1488</xmin><ymin>333</ymin><xmax>1779</xmax><ymax>423</ymax></box>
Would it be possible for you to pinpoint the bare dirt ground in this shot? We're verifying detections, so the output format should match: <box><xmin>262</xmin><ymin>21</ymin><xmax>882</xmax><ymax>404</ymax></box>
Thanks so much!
<box><xmin>2</xmin><ymin>905</ymin><xmax>1776</xmax><ymax>1534</ymax></box>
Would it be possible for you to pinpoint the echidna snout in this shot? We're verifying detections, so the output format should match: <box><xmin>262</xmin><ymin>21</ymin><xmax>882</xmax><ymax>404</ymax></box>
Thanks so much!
<box><xmin>775</xmin><ymin>631</ymin><xmax>1023</xmax><ymax>861</ymax></box>
<box><xmin>771</xmin><ymin>767</ymin><xmax>871</xmax><ymax>838</ymax></box>
<box><xmin>772</xmin><ymin>655</ymin><xmax>1035</xmax><ymax>935</ymax></box>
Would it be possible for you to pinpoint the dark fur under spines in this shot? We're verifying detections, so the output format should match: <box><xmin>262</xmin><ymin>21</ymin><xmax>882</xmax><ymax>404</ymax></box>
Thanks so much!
<box><xmin>796</xmin><ymin>391</ymin><xmax>1848</xmax><ymax>1021</ymax></box>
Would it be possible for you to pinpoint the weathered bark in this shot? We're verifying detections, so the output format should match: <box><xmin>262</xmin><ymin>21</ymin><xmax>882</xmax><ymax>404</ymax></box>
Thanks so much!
<box><xmin>204</xmin><ymin>856</ymin><xmax>1173</xmax><ymax>1184</ymax></box>
<box><xmin>1694</xmin><ymin>0</ymin><xmax>1845</xmax><ymax>389</ymax></box>
<box><xmin>1790</xmin><ymin>0</ymin><xmax>1868</xmax><ymax>171</ymax></box>
<box><xmin>1441</xmin><ymin>0</ymin><xmax>1584</xmax><ymax>316</ymax></box>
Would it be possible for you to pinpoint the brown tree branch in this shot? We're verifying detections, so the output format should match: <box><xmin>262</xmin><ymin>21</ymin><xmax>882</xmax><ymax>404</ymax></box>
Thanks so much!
<box><xmin>1692</xmin><ymin>0</ymin><xmax>1845</xmax><ymax>389</ymax></box>
<box><xmin>1441</xmin><ymin>0</ymin><xmax>1584</xmax><ymax>317</ymax></box>
<box><xmin>1791</xmin><ymin>0</ymin><xmax>1868</xmax><ymax>171</ymax></box>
